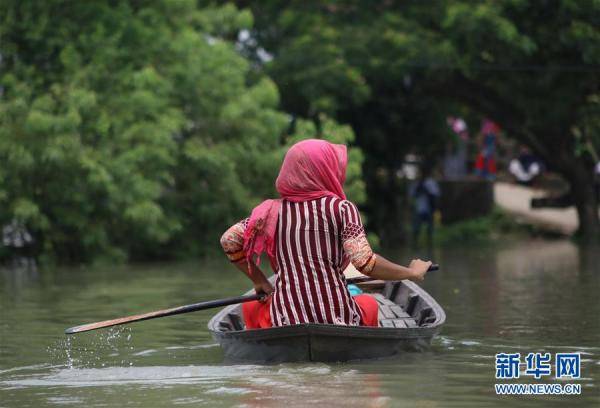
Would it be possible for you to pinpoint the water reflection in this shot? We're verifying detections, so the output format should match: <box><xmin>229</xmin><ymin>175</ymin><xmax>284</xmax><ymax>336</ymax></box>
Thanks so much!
<box><xmin>495</xmin><ymin>240</ymin><xmax>580</xmax><ymax>277</ymax></box>
<box><xmin>1</xmin><ymin>257</ymin><xmax>38</xmax><ymax>296</ymax></box>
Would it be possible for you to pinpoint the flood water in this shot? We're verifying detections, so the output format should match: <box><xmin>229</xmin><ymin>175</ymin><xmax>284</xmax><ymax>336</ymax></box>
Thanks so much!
<box><xmin>1</xmin><ymin>240</ymin><xmax>599</xmax><ymax>407</ymax></box>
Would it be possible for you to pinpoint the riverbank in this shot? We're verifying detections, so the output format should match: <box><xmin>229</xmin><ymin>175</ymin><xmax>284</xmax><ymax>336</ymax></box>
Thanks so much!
<box><xmin>493</xmin><ymin>182</ymin><xmax>582</xmax><ymax>236</ymax></box>
<box><xmin>434</xmin><ymin>207</ymin><xmax>564</xmax><ymax>245</ymax></box>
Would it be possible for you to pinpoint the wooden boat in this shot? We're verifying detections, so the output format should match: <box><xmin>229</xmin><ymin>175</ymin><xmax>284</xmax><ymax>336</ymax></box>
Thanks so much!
<box><xmin>208</xmin><ymin>278</ymin><xmax>446</xmax><ymax>363</ymax></box>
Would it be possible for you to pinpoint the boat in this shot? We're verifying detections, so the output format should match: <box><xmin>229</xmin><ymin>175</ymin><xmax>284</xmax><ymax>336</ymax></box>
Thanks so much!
<box><xmin>208</xmin><ymin>278</ymin><xmax>446</xmax><ymax>363</ymax></box>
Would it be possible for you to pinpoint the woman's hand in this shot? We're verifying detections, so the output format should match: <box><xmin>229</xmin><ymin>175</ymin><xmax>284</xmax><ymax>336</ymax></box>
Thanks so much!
<box><xmin>254</xmin><ymin>280</ymin><xmax>274</xmax><ymax>302</ymax></box>
<box><xmin>367</xmin><ymin>254</ymin><xmax>433</xmax><ymax>282</ymax></box>
<box><xmin>408</xmin><ymin>259</ymin><xmax>432</xmax><ymax>282</ymax></box>
<box><xmin>228</xmin><ymin>252</ymin><xmax>274</xmax><ymax>302</ymax></box>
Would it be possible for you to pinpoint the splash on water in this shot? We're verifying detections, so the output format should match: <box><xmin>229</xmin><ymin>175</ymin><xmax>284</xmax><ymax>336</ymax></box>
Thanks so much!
<box><xmin>46</xmin><ymin>326</ymin><xmax>134</xmax><ymax>369</ymax></box>
<box><xmin>65</xmin><ymin>336</ymin><xmax>73</xmax><ymax>369</ymax></box>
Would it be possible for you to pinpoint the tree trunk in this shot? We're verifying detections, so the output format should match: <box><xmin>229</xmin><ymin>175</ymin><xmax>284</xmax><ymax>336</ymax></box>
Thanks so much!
<box><xmin>564</xmin><ymin>163</ymin><xmax>600</xmax><ymax>242</ymax></box>
<box><xmin>380</xmin><ymin>165</ymin><xmax>406</xmax><ymax>244</ymax></box>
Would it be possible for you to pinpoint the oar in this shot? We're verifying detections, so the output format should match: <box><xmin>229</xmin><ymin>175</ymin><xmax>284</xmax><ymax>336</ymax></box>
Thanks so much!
<box><xmin>427</xmin><ymin>263</ymin><xmax>440</xmax><ymax>272</ymax></box>
<box><xmin>64</xmin><ymin>293</ymin><xmax>264</xmax><ymax>335</ymax></box>
<box><xmin>346</xmin><ymin>263</ymin><xmax>439</xmax><ymax>284</ymax></box>
<box><xmin>65</xmin><ymin>263</ymin><xmax>439</xmax><ymax>335</ymax></box>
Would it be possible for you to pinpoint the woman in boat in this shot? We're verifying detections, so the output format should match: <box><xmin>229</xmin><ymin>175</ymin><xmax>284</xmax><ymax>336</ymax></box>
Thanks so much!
<box><xmin>220</xmin><ymin>139</ymin><xmax>431</xmax><ymax>329</ymax></box>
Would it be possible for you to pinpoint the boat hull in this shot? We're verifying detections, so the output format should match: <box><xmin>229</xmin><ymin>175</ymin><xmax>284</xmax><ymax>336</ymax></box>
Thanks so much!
<box><xmin>208</xmin><ymin>280</ymin><xmax>445</xmax><ymax>363</ymax></box>
<box><xmin>212</xmin><ymin>324</ymin><xmax>441</xmax><ymax>363</ymax></box>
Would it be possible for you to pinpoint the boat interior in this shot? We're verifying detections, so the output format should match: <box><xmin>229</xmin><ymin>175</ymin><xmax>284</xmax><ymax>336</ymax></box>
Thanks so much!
<box><xmin>215</xmin><ymin>280</ymin><xmax>438</xmax><ymax>333</ymax></box>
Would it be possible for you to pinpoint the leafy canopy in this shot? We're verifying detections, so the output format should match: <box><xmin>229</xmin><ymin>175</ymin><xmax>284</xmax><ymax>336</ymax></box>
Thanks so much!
<box><xmin>0</xmin><ymin>0</ymin><xmax>366</xmax><ymax>261</ymax></box>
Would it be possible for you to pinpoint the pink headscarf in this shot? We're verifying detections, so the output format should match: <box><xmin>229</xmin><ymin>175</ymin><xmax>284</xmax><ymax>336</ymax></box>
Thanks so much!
<box><xmin>243</xmin><ymin>139</ymin><xmax>347</xmax><ymax>271</ymax></box>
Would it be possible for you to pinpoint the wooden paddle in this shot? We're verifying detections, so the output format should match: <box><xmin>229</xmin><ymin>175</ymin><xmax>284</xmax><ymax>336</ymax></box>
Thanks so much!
<box><xmin>65</xmin><ymin>263</ymin><xmax>438</xmax><ymax>335</ymax></box>
<box><xmin>64</xmin><ymin>293</ymin><xmax>264</xmax><ymax>335</ymax></box>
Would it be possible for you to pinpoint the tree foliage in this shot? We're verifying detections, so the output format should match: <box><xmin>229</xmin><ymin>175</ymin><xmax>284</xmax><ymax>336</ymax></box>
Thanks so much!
<box><xmin>0</xmin><ymin>0</ymin><xmax>366</xmax><ymax>262</ymax></box>
<box><xmin>243</xmin><ymin>0</ymin><xmax>600</xmax><ymax>239</ymax></box>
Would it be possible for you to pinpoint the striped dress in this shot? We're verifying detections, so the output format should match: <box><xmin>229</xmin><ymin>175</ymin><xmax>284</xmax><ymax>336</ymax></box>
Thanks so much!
<box><xmin>221</xmin><ymin>197</ymin><xmax>376</xmax><ymax>327</ymax></box>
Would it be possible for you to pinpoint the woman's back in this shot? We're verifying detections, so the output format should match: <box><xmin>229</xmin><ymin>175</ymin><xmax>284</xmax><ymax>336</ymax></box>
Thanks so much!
<box><xmin>271</xmin><ymin>197</ymin><xmax>363</xmax><ymax>326</ymax></box>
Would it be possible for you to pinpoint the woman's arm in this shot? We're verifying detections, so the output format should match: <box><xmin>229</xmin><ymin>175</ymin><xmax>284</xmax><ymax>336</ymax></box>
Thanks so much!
<box><xmin>231</xmin><ymin>259</ymin><xmax>273</xmax><ymax>296</ymax></box>
<box><xmin>220</xmin><ymin>222</ymin><xmax>273</xmax><ymax>297</ymax></box>
<box><xmin>340</xmin><ymin>200</ymin><xmax>431</xmax><ymax>282</ymax></box>
<box><xmin>364</xmin><ymin>255</ymin><xmax>431</xmax><ymax>282</ymax></box>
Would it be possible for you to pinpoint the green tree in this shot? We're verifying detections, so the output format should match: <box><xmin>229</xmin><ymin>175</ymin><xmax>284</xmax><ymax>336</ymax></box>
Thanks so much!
<box><xmin>0</xmin><ymin>0</ymin><xmax>367</xmax><ymax>262</ymax></box>
<box><xmin>242</xmin><ymin>0</ymin><xmax>600</xmax><ymax>240</ymax></box>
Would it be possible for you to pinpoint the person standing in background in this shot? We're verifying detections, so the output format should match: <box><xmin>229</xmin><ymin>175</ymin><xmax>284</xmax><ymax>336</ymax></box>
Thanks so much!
<box><xmin>443</xmin><ymin>116</ymin><xmax>469</xmax><ymax>180</ymax></box>
<box><xmin>409</xmin><ymin>166</ymin><xmax>441</xmax><ymax>245</ymax></box>
<box><xmin>474</xmin><ymin>119</ymin><xmax>500</xmax><ymax>180</ymax></box>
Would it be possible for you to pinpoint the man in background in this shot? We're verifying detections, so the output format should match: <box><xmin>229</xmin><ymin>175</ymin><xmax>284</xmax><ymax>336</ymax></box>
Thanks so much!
<box><xmin>409</xmin><ymin>167</ymin><xmax>441</xmax><ymax>245</ymax></box>
<box><xmin>509</xmin><ymin>145</ymin><xmax>543</xmax><ymax>186</ymax></box>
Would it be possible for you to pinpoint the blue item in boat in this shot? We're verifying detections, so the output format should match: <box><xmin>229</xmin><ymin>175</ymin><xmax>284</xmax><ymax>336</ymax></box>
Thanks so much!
<box><xmin>347</xmin><ymin>284</ymin><xmax>363</xmax><ymax>296</ymax></box>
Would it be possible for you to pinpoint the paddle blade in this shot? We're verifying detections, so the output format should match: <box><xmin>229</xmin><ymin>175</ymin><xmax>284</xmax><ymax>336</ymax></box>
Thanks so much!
<box><xmin>64</xmin><ymin>306</ymin><xmax>182</xmax><ymax>334</ymax></box>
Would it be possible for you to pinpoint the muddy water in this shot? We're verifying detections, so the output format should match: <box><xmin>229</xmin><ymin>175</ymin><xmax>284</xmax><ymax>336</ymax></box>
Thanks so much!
<box><xmin>1</xmin><ymin>240</ymin><xmax>598</xmax><ymax>407</ymax></box>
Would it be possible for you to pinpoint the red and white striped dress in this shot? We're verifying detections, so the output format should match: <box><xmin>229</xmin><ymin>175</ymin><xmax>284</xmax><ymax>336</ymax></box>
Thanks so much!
<box><xmin>221</xmin><ymin>197</ymin><xmax>376</xmax><ymax>327</ymax></box>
